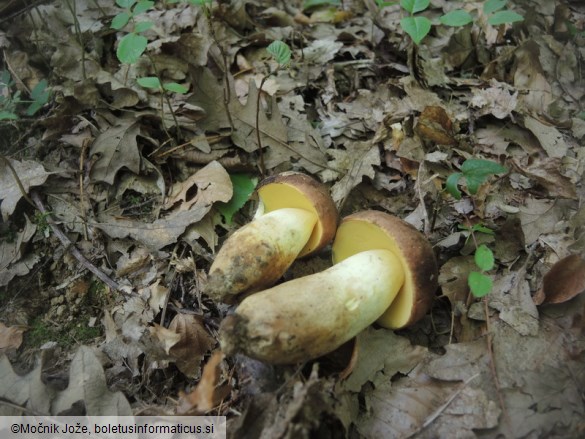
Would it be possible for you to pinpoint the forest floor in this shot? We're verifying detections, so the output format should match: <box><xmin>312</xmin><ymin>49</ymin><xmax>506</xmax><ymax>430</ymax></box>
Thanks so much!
<box><xmin>0</xmin><ymin>0</ymin><xmax>584</xmax><ymax>437</ymax></box>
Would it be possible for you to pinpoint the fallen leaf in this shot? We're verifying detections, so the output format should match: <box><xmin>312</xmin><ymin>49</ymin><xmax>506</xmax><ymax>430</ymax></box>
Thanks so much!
<box><xmin>0</xmin><ymin>346</ymin><xmax>131</xmax><ymax>416</ymax></box>
<box><xmin>0</xmin><ymin>215</ymin><xmax>38</xmax><ymax>287</ymax></box>
<box><xmin>536</xmin><ymin>254</ymin><xmax>585</xmax><ymax>305</ymax></box>
<box><xmin>168</xmin><ymin>313</ymin><xmax>216</xmax><ymax>378</ymax></box>
<box><xmin>470</xmin><ymin>79</ymin><xmax>518</xmax><ymax>119</ymax></box>
<box><xmin>523</xmin><ymin>116</ymin><xmax>569</xmax><ymax>158</ymax></box>
<box><xmin>0</xmin><ymin>355</ymin><xmax>54</xmax><ymax>415</ymax></box>
<box><xmin>163</xmin><ymin>161</ymin><xmax>232</xmax><ymax>211</ymax></box>
<box><xmin>329</xmin><ymin>140</ymin><xmax>381</xmax><ymax>205</ymax></box>
<box><xmin>0</xmin><ymin>323</ymin><xmax>25</xmax><ymax>353</ymax></box>
<box><xmin>0</xmin><ymin>159</ymin><xmax>52</xmax><ymax>221</ymax></box>
<box><xmin>177</xmin><ymin>351</ymin><xmax>228</xmax><ymax>414</ymax></box>
<box><xmin>51</xmin><ymin>346</ymin><xmax>133</xmax><ymax>415</ymax></box>
<box><xmin>89</xmin><ymin>118</ymin><xmax>141</xmax><ymax>185</ymax></box>
<box><xmin>414</xmin><ymin>106</ymin><xmax>456</xmax><ymax>146</ymax></box>
<box><xmin>513</xmin><ymin>156</ymin><xmax>577</xmax><ymax>199</ymax></box>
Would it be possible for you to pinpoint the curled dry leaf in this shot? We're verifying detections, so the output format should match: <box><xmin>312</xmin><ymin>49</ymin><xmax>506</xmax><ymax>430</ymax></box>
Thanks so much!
<box><xmin>414</xmin><ymin>106</ymin><xmax>456</xmax><ymax>146</ymax></box>
<box><xmin>176</xmin><ymin>351</ymin><xmax>230</xmax><ymax>414</ymax></box>
<box><xmin>168</xmin><ymin>313</ymin><xmax>216</xmax><ymax>378</ymax></box>
<box><xmin>535</xmin><ymin>254</ymin><xmax>585</xmax><ymax>305</ymax></box>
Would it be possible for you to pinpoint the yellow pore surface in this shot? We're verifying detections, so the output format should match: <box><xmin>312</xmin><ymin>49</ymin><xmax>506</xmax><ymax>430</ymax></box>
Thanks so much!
<box><xmin>258</xmin><ymin>183</ymin><xmax>320</xmax><ymax>257</ymax></box>
<box><xmin>332</xmin><ymin>219</ymin><xmax>412</xmax><ymax>329</ymax></box>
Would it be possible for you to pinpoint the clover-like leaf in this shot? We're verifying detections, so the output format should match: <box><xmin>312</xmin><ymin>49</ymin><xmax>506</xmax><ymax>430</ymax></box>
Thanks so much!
<box><xmin>400</xmin><ymin>16</ymin><xmax>432</xmax><ymax>44</ymax></box>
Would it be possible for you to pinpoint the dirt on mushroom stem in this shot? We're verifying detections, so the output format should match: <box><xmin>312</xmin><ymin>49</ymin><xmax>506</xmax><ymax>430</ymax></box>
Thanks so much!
<box><xmin>205</xmin><ymin>207</ymin><xmax>317</xmax><ymax>301</ymax></box>
<box><xmin>219</xmin><ymin>249</ymin><xmax>404</xmax><ymax>364</ymax></box>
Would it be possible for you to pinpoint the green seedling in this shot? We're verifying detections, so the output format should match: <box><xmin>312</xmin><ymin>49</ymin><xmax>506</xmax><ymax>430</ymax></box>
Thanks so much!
<box><xmin>0</xmin><ymin>70</ymin><xmax>50</xmax><ymax>120</ymax></box>
<box><xmin>459</xmin><ymin>224</ymin><xmax>496</xmax><ymax>298</ymax></box>
<box><xmin>395</xmin><ymin>0</ymin><xmax>524</xmax><ymax>45</ymax></box>
<box><xmin>446</xmin><ymin>159</ymin><xmax>507</xmax><ymax>200</ymax></box>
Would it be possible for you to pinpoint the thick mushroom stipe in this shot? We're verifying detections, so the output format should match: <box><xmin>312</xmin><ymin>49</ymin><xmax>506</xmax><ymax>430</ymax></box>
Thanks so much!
<box><xmin>206</xmin><ymin>208</ymin><xmax>316</xmax><ymax>300</ymax></box>
<box><xmin>219</xmin><ymin>250</ymin><xmax>404</xmax><ymax>364</ymax></box>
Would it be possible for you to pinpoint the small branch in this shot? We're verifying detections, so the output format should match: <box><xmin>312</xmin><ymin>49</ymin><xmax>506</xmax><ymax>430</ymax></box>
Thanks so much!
<box><xmin>255</xmin><ymin>76</ymin><xmax>270</xmax><ymax>178</ymax></box>
<box><xmin>30</xmin><ymin>191</ymin><xmax>121</xmax><ymax>293</ymax></box>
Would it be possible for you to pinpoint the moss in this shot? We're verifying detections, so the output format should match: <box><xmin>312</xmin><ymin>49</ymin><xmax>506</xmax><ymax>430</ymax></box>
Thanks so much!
<box><xmin>24</xmin><ymin>314</ymin><xmax>103</xmax><ymax>349</ymax></box>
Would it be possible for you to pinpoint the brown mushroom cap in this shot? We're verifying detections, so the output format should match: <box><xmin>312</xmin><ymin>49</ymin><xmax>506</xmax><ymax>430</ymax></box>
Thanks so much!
<box><xmin>331</xmin><ymin>210</ymin><xmax>438</xmax><ymax>329</ymax></box>
<box><xmin>257</xmin><ymin>172</ymin><xmax>337</xmax><ymax>257</ymax></box>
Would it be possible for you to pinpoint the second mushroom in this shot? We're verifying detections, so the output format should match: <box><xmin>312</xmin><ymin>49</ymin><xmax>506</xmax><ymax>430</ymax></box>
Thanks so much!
<box><xmin>205</xmin><ymin>172</ymin><xmax>337</xmax><ymax>302</ymax></box>
<box><xmin>219</xmin><ymin>210</ymin><xmax>438</xmax><ymax>364</ymax></box>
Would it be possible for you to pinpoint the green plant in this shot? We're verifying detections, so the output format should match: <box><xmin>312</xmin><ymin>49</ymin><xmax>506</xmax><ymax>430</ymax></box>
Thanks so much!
<box><xmin>445</xmin><ymin>158</ymin><xmax>507</xmax><ymax>200</ymax></box>
<box><xmin>393</xmin><ymin>0</ymin><xmax>524</xmax><ymax>45</ymax></box>
<box><xmin>216</xmin><ymin>174</ymin><xmax>258</xmax><ymax>224</ymax></box>
<box><xmin>111</xmin><ymin>0</ymin><xmax>193</xmax><ymax>138</ymax></box>
<box><xmin>459</xmin><ymin>224</ymin><xmax>495</xmax><ymax>298</ymax></box>
<box><xmin>0</xmin><ymin>70</ymin><xmax>50</xmax><ymax>121</ymax></box>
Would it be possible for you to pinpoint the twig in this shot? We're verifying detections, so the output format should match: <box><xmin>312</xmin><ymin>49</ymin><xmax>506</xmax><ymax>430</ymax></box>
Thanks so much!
<box><xmin>30</xmin><ymin>191</ymin><xmax>121</xmax><ymax>293</ymax></box>
<box><xmin>484</xmin><ymin>296</ymin><xmax>511</xmax><ymax>429</ymax></box>
<box><xmin>417</xmin><ymin>372</ymin><xmax>480</xmax><ymax>433</ymax></box>
<box><xmin>255</xmin><ymin>76</ymin><xmax>269</xmax><ymax>178</ymax></box>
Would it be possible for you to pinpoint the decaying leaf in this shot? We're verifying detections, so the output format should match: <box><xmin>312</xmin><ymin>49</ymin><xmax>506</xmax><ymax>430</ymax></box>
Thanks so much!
<box><xmin>89</xmin><ymin>119</ymin><xmax>142</xmax><ymax>185</ymax></box>
<box><xmin>0</xmin><ymin>355</ymin><xmax>55</xmax><ymax>415</ymax></box>
<box><xmin>414</xmin><ymin>106</ymin><xmax>456</xmax><ymax>146</ymax></box>
<box><xmin>535</xmin><ymin>254</ymin><xmax>585</xmax><ymax>305</ymax></box>
<box><xmin>329</xmin><ymin>140</ymin><xmax>381</xmax><ymax>205</ymax></box>
<box><xmin>177</xmin><ymin>351</ymin><xmax>228</xmax><ymax>414</ymax></box>
<box><xmin>51</xmin><ymin>346</ymin><xmax>133</xmax><ymax>415</ymax></box>
<box><xmin>167</xmin><ymin>313</ymin><xmax>216</xmax><ymax>378</ymax></box>
<box><xmin>0</xmin><ymin>215</ymin><xmax>38</xmax><ymax>287</ymax></box>
<box><xmin>0</xmin><ymin>346</ymin><xmax>131</xmax><ymax>416</ymax></box>
<box><xmin>95</xmin><ymin>162</ymin><xmax>231</xmax><ymax>250</ymax></box>
<box><xmin>0</xmin><ymin>159</ymin><xmax>52</xmax><ymax>221</ymax></box>
<box><xmin>163</xmin><ymin>161</ymin><xmax>232</xmax><ymax>211</ymax></box>
<box><xmin>0</xmin><ymin>323</ymin><xmax>25</xmax><ymax>353</ymax></box>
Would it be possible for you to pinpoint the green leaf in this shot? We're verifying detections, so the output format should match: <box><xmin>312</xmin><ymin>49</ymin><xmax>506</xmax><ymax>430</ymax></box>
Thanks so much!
<box><xmin>475</xmin><ymin>244</ymin><xmax>495</xmax><ymax>271</ymax></box>
<box><xmin>0</xmin><ymin>111</ymin><xmax>19</xmax><ymax>120</ymax></box>
<box><xmin>134</xmin><ymin>21</ymin><xmax>153</xmax><ymax>33</ymax></box>
<box><xmin>400</xmin><ymin>16</ymin><xmax>431</xmax><ymax>44</ymax></box>
<box><xmin>133</xmin><ymin>0</ymin><xmax>154</xmax><ymax>14</ymax></box>
<box><xmin>111</xmin><ymin>12</ymin><xmax>131</xmax><ymax>30</ymax></box>
<box><xmin>117</xmin><ymin>33</ymin><xmax>148</xmax><ymax>64</ymax></box>
<box><xmin>25</xmin><ymin>101</ymin><xmax>43</xmax><ymax>116</ymax></box>
<box><xmin>400</xmin><ymin>0</ymin><xmax>430</xmax><ymax>14</ymax></box>
<box><xmin>163</xmin><ymin>82</ymin><xmax>189</xmax><ymax>94</ymax></box>
<box><xmin>376</xmin><ymin>0</ymin><xmax>398</xmax><ymax>7</ymax></box>
<box><xmin>267</xmin><ymin>40</ymin><xmax>292</xmax><ymax>66</ymax></box>
<box><xmin>303</xmin><ymin>0</ymin><xmax>340</xmax><ymax>11</ymax></box>
<box><xmin>30</xmin><ymin>79</ymin><xmax>49</xmax><ymax>103</ymax></box>
<box><xmin>445</xmin><ymin>172</ymin><xmax>463</xmax><ymax>199</ymax></box>
<box><xmin>116</xmin><ymin>0</ymin><xmax>136</xmax><ymax>8</ymax></box>
<box><xmin>440</xmin><ymin>10</ymin><xmax>473</xmax><ymax>27</ymax></box>
<box><xmin>483</xmin><ymin>0</ymin><xmax>507</xmax><ymax>14</ymax></box>
<box><xmin>137</xmin><ymin>76</ymin><xmax>162</xmax><ymax>88</ymax></box>
<box><xmin>460</xmin><ymin>159</ymin><xmax>507</xmax><ymax>195</ymax></box>
<box><xmin>471</xmin><ymin>224</ymin><xmax>494</xmax><ymax>235</ymax></box>
<box><xmin>216</xmin><ymin>174</ymin><xmax>258</xmax><ymax>224</ymax></box>
<box><xmin>469</xmin><ymin>271</ymin><xmax>493</xmax><ymax>298</ymax></box>
<box><xmin>488</xmin><ymin>10</ymin><xmax>524</xmax><ymax>25</ymax></box>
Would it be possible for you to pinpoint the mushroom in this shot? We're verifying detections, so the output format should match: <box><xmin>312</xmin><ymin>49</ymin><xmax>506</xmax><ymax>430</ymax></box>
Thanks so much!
<box><xmin>205</xmin><ymin>172</ymin><xmax>337</xmax><ymax>302</ymax></box>
<box><xmin>219</xmin><ymin>210</ymin><xmax>438</xmax><ymax>364</ymax></box>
